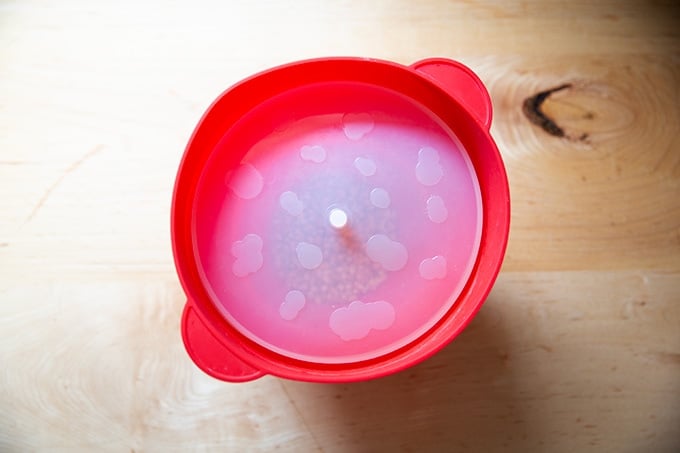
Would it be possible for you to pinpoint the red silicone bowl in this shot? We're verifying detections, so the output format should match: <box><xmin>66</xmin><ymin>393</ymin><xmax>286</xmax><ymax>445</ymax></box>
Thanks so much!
<box><xmin>172</xmin><ymin>57</ymin><xmax>510</xmax><ymax>382</ymax></box>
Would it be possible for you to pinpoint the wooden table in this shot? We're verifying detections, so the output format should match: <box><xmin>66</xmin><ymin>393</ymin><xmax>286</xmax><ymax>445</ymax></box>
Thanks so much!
<box><xmin>1</xmin><ymin>1</ymin><xmax>678</xmax><ymax>451</ymax></box>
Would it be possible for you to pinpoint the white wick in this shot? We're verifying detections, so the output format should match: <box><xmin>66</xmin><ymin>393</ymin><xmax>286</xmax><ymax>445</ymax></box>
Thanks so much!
<box><xmin>328</xmin><ymin>208</ymin><xmax>348</xmax><ymax>229</ymax></box>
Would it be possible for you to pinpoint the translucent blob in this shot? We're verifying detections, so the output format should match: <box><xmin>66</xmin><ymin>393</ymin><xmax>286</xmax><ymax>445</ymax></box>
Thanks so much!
<box><xmin>279</xmin><ymin>191</ymin><xmax>304</xmax><ymax>216</ymax></box>
<box><xmin>280</xmin><ymin>290</ymin><xmax>306</xmax><ymax>320</ymax></box>
<box><xmin>416</xmin><ymin>147</ymin><xmax>443</xmax><ymax>186</ymax></box>
<box><xmin>426</xmin><ymin>195</ymin><xmax>448</xmax><ymax>223</ymax></box>
<box><xmin>296</xmin><ymin>242</ymin><xmax>323</xmax><ymax>270</ymax></box>
<box><xmin>354</xmin><ymin>157</ymin><xmax>377</xmax><ymax>176</ymax></box>
<box><xmin>419</xmin><ymin>255</ymin><xmax>448</xmax><ymax>280</ymax></box>
<box><xmin>329</xmin><ymin>300</ymin><xmax>396</xmax><ymax>341</ymax></box>
<box><xmin>227</xmin><ymin>163</ymin><xmax>263</xmax><ymax>199</ymax></box>
<box><xmin>370</xmin><ymin>187</ymin><xmax>391</xmax><ymax>208</ymax></box>
<box><xmin>342</xmin><ymin>112</ymin><xmax>375</xmax><ymax>140</ymax></box>
<box><xmin>231</xmin><ymin>234</ymin><xmax>264</xmax><ymax>277</ymax></box>
<box><xmin>300</xmin><ymin>144</ymin><xmax>327</xmax><ymax>163</ymax></box>
<box><xmin>365</xmin><ymin>234</ymin><xmax>408</xmax><ymax>271</ymax></box>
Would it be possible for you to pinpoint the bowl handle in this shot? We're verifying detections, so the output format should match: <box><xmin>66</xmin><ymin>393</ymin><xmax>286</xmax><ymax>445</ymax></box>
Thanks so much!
<box><xmin>410</xmin><ymin>58</ymin><xmax>493</xmax><ymax>129</ymax></box>
<box><xmin>182</xmin><ymin>300</ymin><xmax>264</xmax><ymax>382</ymax></box>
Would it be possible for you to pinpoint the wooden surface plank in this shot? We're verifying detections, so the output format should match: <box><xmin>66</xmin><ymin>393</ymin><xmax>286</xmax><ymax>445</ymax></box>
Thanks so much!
<box><xmin>1</xmin><ymin>273</ymin><xmax>678</xmax><ymax>451</ymax></box>
<box><xmin>1</xmin><ymin>0</ymin><xmax>679</xmax><ymax>451</ymax></box>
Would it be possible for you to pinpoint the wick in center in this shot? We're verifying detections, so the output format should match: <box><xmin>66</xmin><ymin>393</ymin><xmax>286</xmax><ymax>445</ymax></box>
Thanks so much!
<box><xmin>329</xmin><ymin>208</ymin><xmax>349</xmax><ymax>229</ymax></box>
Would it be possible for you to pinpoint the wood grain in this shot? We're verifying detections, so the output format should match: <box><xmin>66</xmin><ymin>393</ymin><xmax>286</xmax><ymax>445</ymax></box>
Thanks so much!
<box><xmin>1</xmin><ymin>0</ymin><xmax>679</xmax><ymax>451</ymax></box>
<box><xmin>484</xmin><ymin>55</ymin><xmax>680</xmax><ymax>272</ymax></box>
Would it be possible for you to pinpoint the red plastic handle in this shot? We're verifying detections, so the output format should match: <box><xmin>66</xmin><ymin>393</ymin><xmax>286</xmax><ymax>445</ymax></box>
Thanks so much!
<box><xmin>181</xmin><ymin>301</ymin><xmax>264</xmax><ymax>383</ymax></box>
<box><xmin>411</xmin><ymin>58</ymin><xmax>493</xmax><ymax>129</ymax></box>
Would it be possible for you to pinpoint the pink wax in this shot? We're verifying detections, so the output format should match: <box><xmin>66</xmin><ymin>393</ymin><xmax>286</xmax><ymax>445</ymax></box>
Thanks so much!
<box><xmin>193</xmin><ymin>81</ymin><xmax>482</xmax><ymax>363</ymax></box>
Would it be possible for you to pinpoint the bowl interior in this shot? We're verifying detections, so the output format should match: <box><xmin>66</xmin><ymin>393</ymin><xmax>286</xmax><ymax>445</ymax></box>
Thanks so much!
<box><xmin>191</xmin><ymin>80</ymin><xmax>483</xmax><ymax>363</ymax></box>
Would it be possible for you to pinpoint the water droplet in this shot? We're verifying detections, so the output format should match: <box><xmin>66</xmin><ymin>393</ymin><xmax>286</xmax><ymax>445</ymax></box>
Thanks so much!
<box><xmin>419</xmin><ymin>256</ymin><xmax>447</xmax><ymax>280</ymax></box>
<box><xmin>365</xmin><ymin>234</ymin><xmax>408</xmax><ymax>271</ymax></box>
<box><xmin>231</xmin><ymin>234</ymin><xmax>263</xmax><ymax>277</ymax></box>
<box><xmin>300</xmin><ymin>145</ymin><xmax>327</xmax><ymax>163</ymax></box>
<box><xmin>342</xmin><ymin>112</ymin><xmax>375</xmax><ymax>140</ymax></box>
<box><xmin>226</xmin><ymin>163</ymin><xmax>264</xmax><ymax>199</ymax></box>
<box><xmin>329</xmin><ymin>300</ymin><xmax>395</xmax><ymax>341</ymax></box>
<box><xmin>280</xmin><ymin>290</ymin><xmax>306</xmax><ymax>320</ymax></box>
<box><xmin>426</xmin><ymin>195</ymin><xmax>448</xmax><ymax>223</ymax></box>
<box><xmin>354</xmin><ymin>157</ymin><xmax>376</xmax><ymax>176</ymax></box>
<box><xmin>416</xmin><ymin>146</ymin><xmax>443</xmax><ymax>186</ymax></box>
<box><xmin>296</xmin><ymin>242</ymin><xmax>323</xmax><ymax>270</ymax></box>
<box><xmin>279</xmin><ymin>191</ymin><xmax>303</xmax><ymax>216</ymax></box>
<box><xmin>370</xmin><ymin>188</ymin><xmax>390</xmax><ymax>208</ymax></box>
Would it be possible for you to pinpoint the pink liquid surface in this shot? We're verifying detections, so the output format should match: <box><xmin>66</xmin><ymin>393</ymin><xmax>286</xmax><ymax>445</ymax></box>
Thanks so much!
<box><xmin>193</xmin><ymin>82</ymin><xmax>482</xmax><ymax>363</ymax></box>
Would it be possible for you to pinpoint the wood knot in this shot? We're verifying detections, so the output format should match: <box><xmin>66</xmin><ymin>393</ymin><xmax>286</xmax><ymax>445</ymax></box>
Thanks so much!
<box><xmin>522</xmin><ymin>84</ymin><xmax>572</xmax><ymax>138</ymax></box>
<box><xmin>522</xmin><ymin>83</ymin><xmax>602</xmax><ymax>143</ymax></box>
